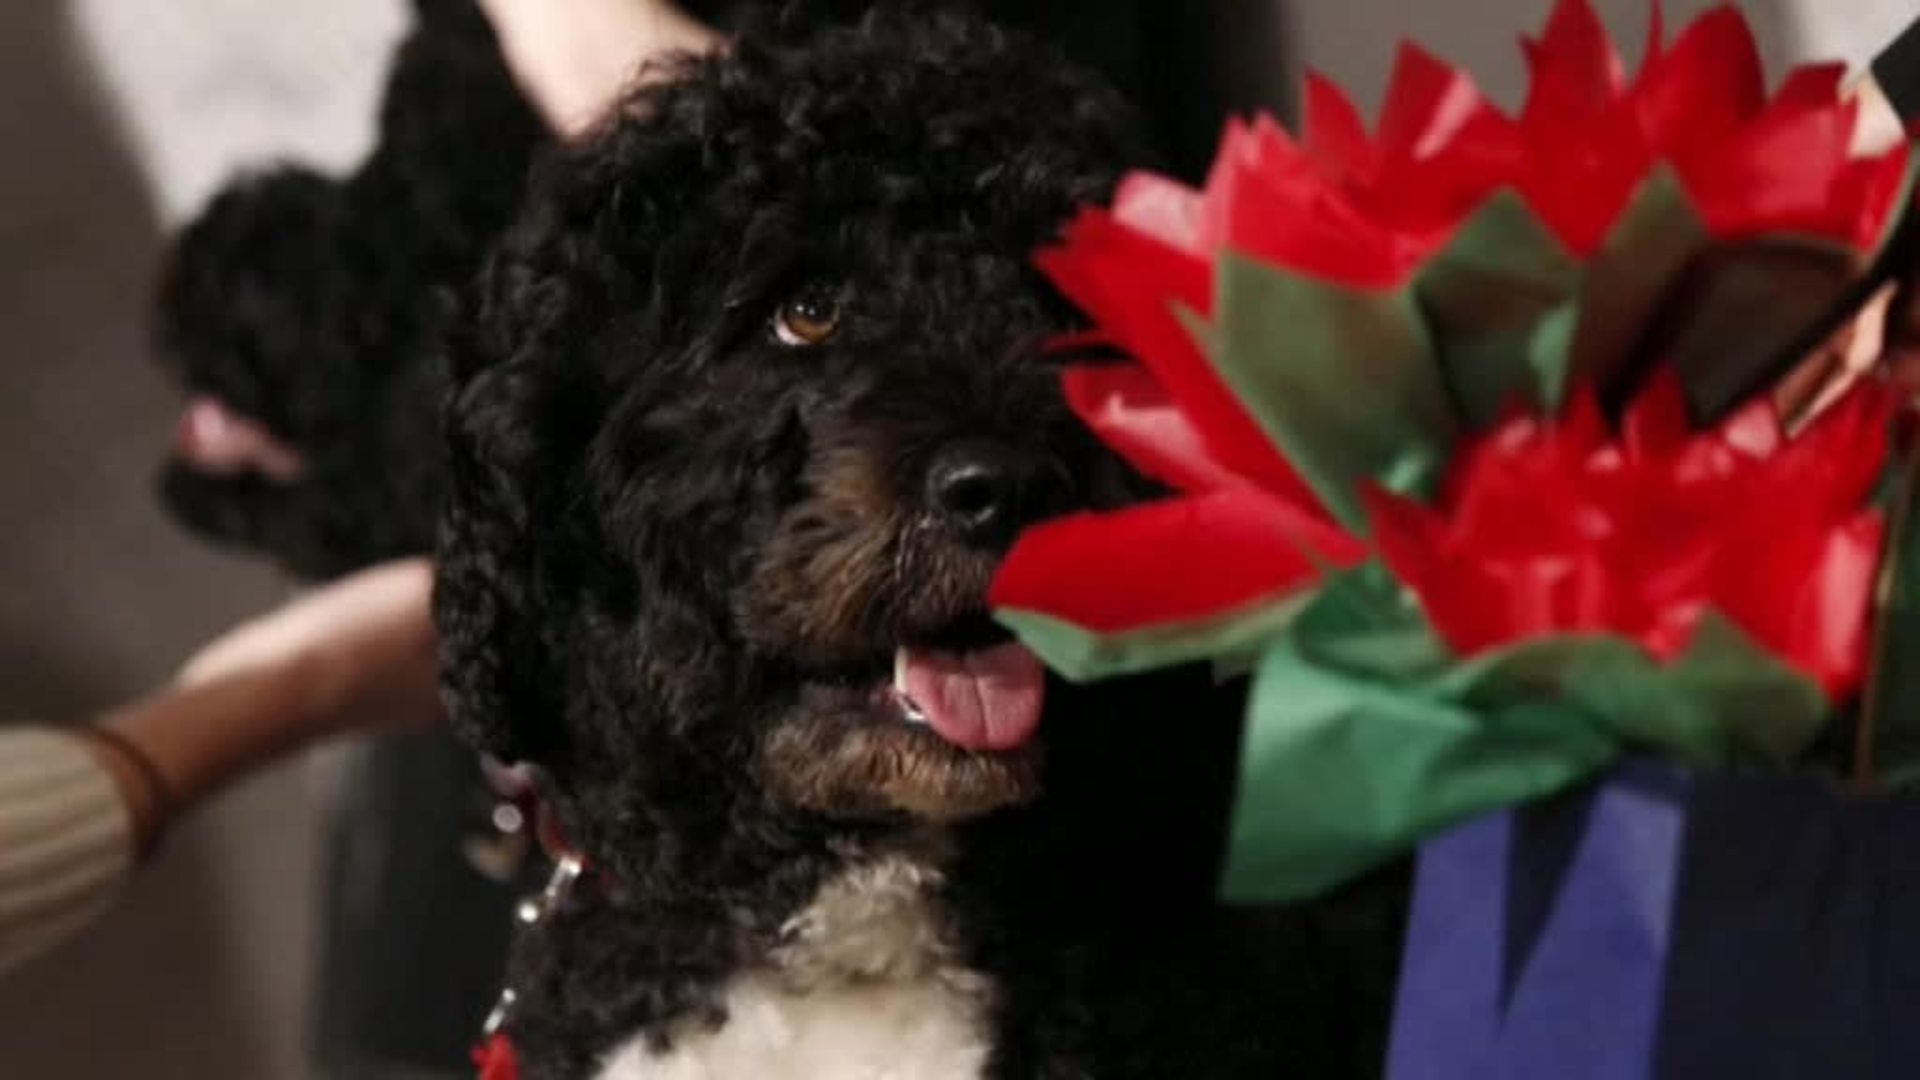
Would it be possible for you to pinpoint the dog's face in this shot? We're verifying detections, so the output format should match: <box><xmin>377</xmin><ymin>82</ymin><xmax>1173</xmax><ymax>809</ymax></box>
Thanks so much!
<box><xmin>648</xmin><ymin>226</ymin><xmax>1118</xmax><ymax>824</ymax></box>
<box><xmin>439</xmin><ymin>12</ymin><xmax>1146</xmax><ymax>872</ymax></box>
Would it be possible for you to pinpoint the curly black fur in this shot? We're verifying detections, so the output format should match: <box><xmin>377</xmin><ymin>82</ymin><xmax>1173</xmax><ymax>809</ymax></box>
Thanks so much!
<box><xmin>153</xmin><ymin>0</ymin><xmax>545</xmax><ymax>579</ymax></box>
<box><xmin>438</xmin><ymin>10</ymin><xmax>1401</xmax><ymax>1078</ymax></box>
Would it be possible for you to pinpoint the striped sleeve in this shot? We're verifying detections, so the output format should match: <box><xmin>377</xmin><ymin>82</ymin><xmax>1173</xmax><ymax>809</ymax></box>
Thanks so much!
<box><xmin>0</xmin><ymin>727</ymin><xmax>134</xmax><ymax>976</ymax></box>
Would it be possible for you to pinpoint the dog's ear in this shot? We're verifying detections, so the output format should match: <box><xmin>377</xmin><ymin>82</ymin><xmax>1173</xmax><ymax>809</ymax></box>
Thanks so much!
<box><xmin>435</xmin><ymin>60</ymin><xmax>729</xmax><ymax>765</ymax></box>
<box><xmin>434</xmin><ymin>165</ymin><xmax>644</xmax><ymax>768</ymax></box>
<box><xmin>436</xmin><ymin>347</ymin><xmax>556</xmax><ymax>767</ymax></box>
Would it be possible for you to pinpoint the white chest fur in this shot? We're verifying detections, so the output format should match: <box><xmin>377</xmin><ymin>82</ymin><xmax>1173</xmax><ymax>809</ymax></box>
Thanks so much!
<box><xmin>594</xmin><ymin>855</ymin><xmax>994</xmax><ymax>1080</ymax></box>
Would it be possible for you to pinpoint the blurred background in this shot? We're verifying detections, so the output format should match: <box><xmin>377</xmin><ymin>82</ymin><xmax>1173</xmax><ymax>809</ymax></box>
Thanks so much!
<box><xmin>0</xmin><ymin>0</ymin><xmax>1908</xmax><ymax>1076</ymax></box>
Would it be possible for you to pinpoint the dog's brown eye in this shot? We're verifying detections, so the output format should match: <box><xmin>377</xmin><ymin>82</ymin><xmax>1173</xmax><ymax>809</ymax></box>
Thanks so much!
<box><xmin>772</xmin><ymin>293</ymin><xmax>843</xmax><ymax>348</ymax></box>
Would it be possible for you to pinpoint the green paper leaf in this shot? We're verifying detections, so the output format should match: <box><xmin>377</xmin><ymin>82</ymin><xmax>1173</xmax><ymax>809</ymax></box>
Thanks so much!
<box><xmin>1414</xmin><ymin>191</ymin><xmax>1584</xmax><ymax>428</ymax></box>
<box><xmin>998</xmin><ymin>594</ymin><xmax>1309</xmax><ymax>684</ymax></box>
<box><xmin>1861</xmin><ymin>444</ymin><xmax>1920</xmax><ymax>789</ymax></box>
<box><xmin>1527</xmin><ymin>303</ymin><xmax>1582</xmax><ymax>411</ymax></box>
<box><xmin>1655</xmin><ymin>236</ymin><xmax>1864</xmax><ymax>423</ymax></box>
<box><xmin>1567</xmin><ymin>169</ymin><xmax>1711</xmax><ymax>402</ymax></box>
<box><xmin>1220</xmin><ymin>574</ymin><xmax>1618</xmax><ymax>905</ymax></box>
<box><xmin>1219</xmin><ymin>566</ymin><xmax>1829</xmax><ymax>904</ymax></box>
<box><xmin>1660</xmin><ymin>613</ymin><xmax>1828</xmax><ymax>765</ymax></box>
<box><xmin>1206</xmin><ymin>256</ymin><xmax>1457</xmax><ymax>533</ymax></box>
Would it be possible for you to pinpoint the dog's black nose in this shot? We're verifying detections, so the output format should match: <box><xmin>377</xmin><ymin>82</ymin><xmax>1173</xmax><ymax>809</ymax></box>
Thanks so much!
<box><xmin>927</xmin><ymin>442</ymin><xmax>1046</xmax><ymax>547</ymax></box>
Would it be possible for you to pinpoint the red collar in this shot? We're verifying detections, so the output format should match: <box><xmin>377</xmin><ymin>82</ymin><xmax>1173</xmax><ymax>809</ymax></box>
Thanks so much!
<box><xmin>473</xmin><ymin>1033</ymin><xmax>521</xmax><ymax>1080</ymax></box>
<box><xmin>472</xmin><ymin>780</ymin><xmax>588</xmax><ymax>1080</ymax></box>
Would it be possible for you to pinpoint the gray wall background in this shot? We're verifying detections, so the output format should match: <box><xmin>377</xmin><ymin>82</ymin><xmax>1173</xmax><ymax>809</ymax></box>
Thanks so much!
<box><xmin>0</xmin><ymin>1</ymin><xmax>1905</xmax><ymax>1076</ymax></box>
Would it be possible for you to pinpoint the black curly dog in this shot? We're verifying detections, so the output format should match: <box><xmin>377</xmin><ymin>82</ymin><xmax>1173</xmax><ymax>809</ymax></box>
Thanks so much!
<box><xmin>438</xmin><ymin>11</ymin><xmax>1399</xmax><ymax>1079</ymax></box>
<box><xmin>154</xmin><ymin>0</ymin><xmax>544</xmax><ymax>579</ymax></box>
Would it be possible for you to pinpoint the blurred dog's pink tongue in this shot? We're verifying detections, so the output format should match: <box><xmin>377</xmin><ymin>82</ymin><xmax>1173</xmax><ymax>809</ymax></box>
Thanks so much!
<box><xmin>898</xmin><ymin>642</ymin><xmax>1045</xmax><ymax>752</ymax></box>
<box><xmin>175</xmin><ymin>396</ymin><xmax>307</xmax><ymax>482</ymax></box>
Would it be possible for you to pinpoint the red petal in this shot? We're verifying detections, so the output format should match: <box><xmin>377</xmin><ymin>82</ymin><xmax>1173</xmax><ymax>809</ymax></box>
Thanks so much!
<box><xmin>1303</xmin><ymin>70</ymin><xmax>1375</xmax><ymax>181</ymax></box>
<box><xmin>1398</xmin><ymin>105</ymin><xmax>1525</xmax><ymax>233</ymax></box>
<box><xmin>1714</xmin><ymin>514</ymin><xmax>1884</xmax><ymax>698</ymax></box>
<box><xmin>1643</xmin><ymin>0</ymin><xmax>1666</xmax><ymax>67</ymax></box>
<box><xmin>1378</xmin><ymin>44</ymin><xmax>1489</xmax><ymax>163</ymax></box>
<box><xmin>1633</xmin><ymin>6</ymin><xmax>1765</xmax><ymax>159</ymax></box>
<box><xmin>1557</xmin><ymin>390</ymin><xmax>1612</xmax><ymax>455</ymax></box>
<box><xmin>1773</xmin><ymin>377</ymin><xmax>1900</xmax><ymax>516</ymax></box>
<box><xmin>1112</xmin><ymin>172</ymin><xmax>1207</xmax><ymax>254</ymax></box>
<box><xmin>1517</xmin><ymin>107</ymin><xmax>1652</xmax><ymax>255</ymax></box>
<box><xmin>1365</xmin><ymin>485</ymin><xmax>1511</xmax><ymax>654</ymax></box>
<box><xmin>1516</xmin><ymin>0</ymin><xmax>1640</xmax><ymax>254</ymax></box>
<box><xmin>1037</xmin><ymin>210</ymin><xmax>1209</xmax><ymax>377</ymax></box>
<box><xmin>1621</xmin><ymin>368</ymin><xmax>1692</xmax><ymax>460</ymax></box>
<box><xmin>1710</xmin><ymin>382</ymin><xmax>1898</xmax><ymax>696</ymax></box>
<box><xmin>1772</xmin><ymin>63</ymin><xmax>1847</xmax><ymax>109</ymax></box>
<box><xmin>1062</xmin><ymin>363</ymin><xmax>1272</xmax><ymax>495</ymax></box>
<box><xmin>1829</xmin><ymin>145</ymin><xmax>1913</xmax><ymax>251</ymax></box>
<box><xmin>1036</xmin><ymin>214</ymin><xmax>1308</xmax><ymax>499</ymax></box>
<box><xmin>1225</xmin><ymin>187</ymin><xmax>1418</xmax><ymax>286</ymax></box>
<box><xmin>1202</xmin><ymin>116</ymin><xmax>1285</xmax><ymax>246</ymax></box>
<box><xmin>1670</xmin><ymin>53</ymin><xmax>1900</xmax><ymax>249</ymax></box>
<box><xmin>1214</xmin><ymin>117</ymin><xmax>1425</xmax><ymax>285</ymax></box>
<box><xmin>1367</xmin><ymin>46</ymin><xmax>1523</xmax><ymax>234</ymax></box>
<box><xmin>990</xmin><ymin>490</ymin><xmax>1364</xmax><ymax>633</ymax></box>
<box><xmin>1685</xmin><ymin>107</ymin><xmax>1853</xmax><ymax>242</ymax></box>
<box><xmin>1522</xmin><ymin>0</ymin><xmax>1627</xmax><ymax>132</ymax></box>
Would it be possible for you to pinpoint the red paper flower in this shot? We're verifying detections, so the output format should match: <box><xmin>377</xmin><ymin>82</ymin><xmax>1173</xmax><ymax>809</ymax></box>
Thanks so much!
<box><xmin>1506</xmin><ymin>1</ymin><xmax>1910</xmax><ymax>255</ymax></box>
<box><xmin>1365</xmin><ymin>373</ymin><xmax>1897</xmax><ymax>698</ymax></box>
<box><xmin>995</xmin><ymin>0</ymin><xmax>1910</xmax><ymax>655</ymax></box>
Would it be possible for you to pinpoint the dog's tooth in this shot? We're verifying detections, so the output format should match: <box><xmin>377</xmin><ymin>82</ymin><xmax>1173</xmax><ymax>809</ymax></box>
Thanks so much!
<box><xmin>892</xmin><ymin>649</ymin><xmax>930</xmax><ymax>725</ymax></box>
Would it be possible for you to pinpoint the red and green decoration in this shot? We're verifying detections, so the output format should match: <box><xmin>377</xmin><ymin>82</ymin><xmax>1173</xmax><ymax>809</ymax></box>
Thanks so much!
<box><xmin>990</xmin><ymin>0</ymin><xmax>1918</xmax><ymax>903</ymax></box>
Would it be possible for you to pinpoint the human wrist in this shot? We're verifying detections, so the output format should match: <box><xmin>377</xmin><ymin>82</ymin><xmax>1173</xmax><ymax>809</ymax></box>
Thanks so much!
<box><xmin>102</xmin><ymin>660</ymin><xmax>316</xmax><ymax>819</ymax></box>
<box><xmin>479</xmin><ymin>0</ymin><xmax>721</xmax><ymax>136</ymax></box>
<box><xmin>70</xmin><ymin>725</ymin><xmax>175</xmax><ymax>859</ymax></box>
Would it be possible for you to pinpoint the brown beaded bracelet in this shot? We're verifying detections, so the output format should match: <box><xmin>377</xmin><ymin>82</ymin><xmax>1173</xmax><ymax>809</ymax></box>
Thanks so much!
<box><xmin>68</xmin><ymin>726</ymin><xmax>174</xmax><ymax>861</ymax></box>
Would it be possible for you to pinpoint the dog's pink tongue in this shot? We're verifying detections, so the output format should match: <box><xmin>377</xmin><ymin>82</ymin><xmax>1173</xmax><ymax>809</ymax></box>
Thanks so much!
<box><xmin>175</xmin><ymin>396</ymin><xmax>307</xmax><ymax>482</ymax></box>
<box><xmin>899</xmin><ymin>642</ymin><xmax>1045</xmax><ymax>752</ymax></box>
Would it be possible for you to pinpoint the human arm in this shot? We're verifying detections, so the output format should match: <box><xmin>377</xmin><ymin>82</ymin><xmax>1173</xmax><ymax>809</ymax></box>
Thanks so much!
<box><xmin>0</xmin><ymin>558</ymin><xmax>438</xmax><ymax>976</ymax></box>
<box><xmin>475</xmin><ymin>0</ymin><xmax>722</xmax><ymax>137</ymax></box>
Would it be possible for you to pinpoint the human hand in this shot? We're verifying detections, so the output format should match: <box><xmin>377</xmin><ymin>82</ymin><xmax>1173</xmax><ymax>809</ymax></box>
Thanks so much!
<box><xmin>477</xmin><ymin>0</ymin><xmax>723</xmax><ymax>137</ymax></box>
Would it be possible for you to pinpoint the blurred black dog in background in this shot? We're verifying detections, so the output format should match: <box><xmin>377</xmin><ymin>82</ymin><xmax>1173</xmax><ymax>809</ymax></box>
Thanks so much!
<box><xmin>153</xmin><ymin>0</ymin><xmax>544</xmax><ymax>579</ymax></box>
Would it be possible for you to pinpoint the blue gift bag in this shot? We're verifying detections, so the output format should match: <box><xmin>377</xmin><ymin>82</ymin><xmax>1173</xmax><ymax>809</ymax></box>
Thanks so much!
<box><xmin>1388</xmin><ymin>764</ymin><xmax>1920</xmax><ymax>1080</ymax></box>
